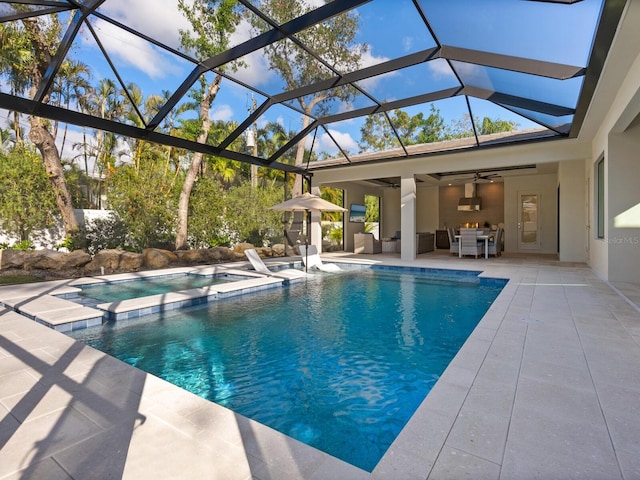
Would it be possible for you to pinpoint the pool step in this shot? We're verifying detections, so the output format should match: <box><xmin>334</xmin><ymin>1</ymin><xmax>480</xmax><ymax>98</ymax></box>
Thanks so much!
<box><xmin>1</xmin><ymin>294</ymin><xmax>103</xmax><ymax>332</ymax></box>
<box><xmin>98</xmin><ymin>276</ymin><xmax>285</xmax><ymax>321</ymax></box>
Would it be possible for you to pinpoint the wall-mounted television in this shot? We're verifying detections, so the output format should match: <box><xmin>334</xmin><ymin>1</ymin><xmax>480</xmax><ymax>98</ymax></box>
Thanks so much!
<box><xmin>349</xmin><ymin>203</ymin><xmax>366</xmax><ymax>223</ymax></box>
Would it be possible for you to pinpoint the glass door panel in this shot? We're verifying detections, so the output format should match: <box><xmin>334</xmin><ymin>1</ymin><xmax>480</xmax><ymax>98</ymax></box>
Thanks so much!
<box><xmin>518</xmin><ymin>193</ymin><xmax>540</xmax><ymax>250</ymax></box>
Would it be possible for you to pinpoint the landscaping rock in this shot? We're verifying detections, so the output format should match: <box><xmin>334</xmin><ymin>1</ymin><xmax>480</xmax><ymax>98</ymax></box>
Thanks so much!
<box><xmin>85</xmin><ymin>249</ymin><xmax>124</xmax><ymax>273</ymax></box>
<box><xmin>209</xmin><ymin>246</ymin><xmax>235</xmax><ymax>262</ymax></box>
<box><xmin>119</xmin><ymin>251</ymin><xmax>144</xmax><ymax>271</ymax></box>
<box><xmin>61</xmin><ymin>250</ymin><xmax>92</xmax><ymax>269</ymax></box>
<box><xmin>175</xmin><ymin>249</ymin><xmax>209</xmax><ymax>264</ymax></box>
<box><xmin>143</xmin><ymin>248</ymin><xmax>178</xmax><ymax>269</ymax></box>
<box><xmin>23</xmin><ymin>249</ymin><xmax>64</xmax><ymax>270</ymax></box>
<box><xmin>0</xmin><ymin>249</ymin><xmax>25</xmax><ymax>269</ymax></box>
<box><xmin>1</xmin><ymin>242</ymin><xmax>305</xmax><ymax>282</ymax></box>
<box><xmin>255</xmin><ymin>247</ymin><xmax>272</xmax><ymax>258</ymax></box>
<box><xmin>232</xmin><ymin>242</ymin><xmax>254</xmax><ymax>254</ymax></box>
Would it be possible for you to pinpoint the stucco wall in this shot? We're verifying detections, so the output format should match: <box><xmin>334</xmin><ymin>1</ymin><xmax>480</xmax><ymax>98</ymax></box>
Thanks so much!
<box><xmin>416</xmin><ymin>186</ymin><xmax>439</xmax><ymax>233</ymax></box>
<box><xmin>558</xmin><ymin>160</ymin><xmax>586</xmax><ymax>262</ymax></box>
<box><xmin>607</xmin><ymin>124</ymin><xmax>640</xmax><ymax>283</ymax></box>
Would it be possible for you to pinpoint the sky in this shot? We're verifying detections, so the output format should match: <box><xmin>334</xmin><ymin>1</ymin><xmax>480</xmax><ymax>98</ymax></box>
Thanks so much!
<box><xmin>1</xmin><ymin>0</ymin><xmax>605</xmax><ymax>168</ymax></box>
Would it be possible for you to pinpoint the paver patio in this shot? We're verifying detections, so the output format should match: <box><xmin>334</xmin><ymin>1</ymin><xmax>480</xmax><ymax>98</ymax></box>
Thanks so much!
<box><xmin>1</xmin><ymin>252</ymin><xmax>638</xmax><ymax>479</ymax></box>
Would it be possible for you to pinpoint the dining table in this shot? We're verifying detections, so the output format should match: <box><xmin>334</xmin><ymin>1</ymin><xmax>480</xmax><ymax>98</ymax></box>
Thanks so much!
<box><xmin>455</xmin><ymin>231</ymin><xmax>490</xmax><ymax>259</ymax></box>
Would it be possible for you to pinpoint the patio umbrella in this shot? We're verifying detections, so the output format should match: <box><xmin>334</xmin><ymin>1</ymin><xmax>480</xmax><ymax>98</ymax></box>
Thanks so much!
<box><xmin>270</xmin><ymin>193</ymin><xmax>347</xmax><ymax>271</ymax></box>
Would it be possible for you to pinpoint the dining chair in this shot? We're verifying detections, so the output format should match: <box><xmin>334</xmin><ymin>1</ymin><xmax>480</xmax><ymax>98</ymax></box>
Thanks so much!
<box><xmin>487</xmin><ymin>227</ymin><xmax>503</xmax><ymax>257</ymax></box>
<box><xmin>447</xmin><ymin>227</ymin><xmax>459</xmax><ymax>255</ymax></box>
<box><xmin>459</xmin><ymin>228</ymin><xmax>484</xmax><ymax>258</ymax></box>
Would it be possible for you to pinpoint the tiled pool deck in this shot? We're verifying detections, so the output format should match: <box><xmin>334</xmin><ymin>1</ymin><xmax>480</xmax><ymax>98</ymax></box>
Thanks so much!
<box><xmin>1</xmin><ymin>252</ymin><xmax>639</xmax><ymax>479</ymax></box>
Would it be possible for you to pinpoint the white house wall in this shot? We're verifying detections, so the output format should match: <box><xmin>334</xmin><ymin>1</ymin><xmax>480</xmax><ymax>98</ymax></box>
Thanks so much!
<box><xmin>607</xmin><ymin>123</ymin><xmax>640</xmax><ymax>284</ymax></box>
<box><xmin>416</xmin><ymin>186</ymin><xmax>439</xmax><ymax>234</ymax></box>
<box><xmin>587</xmin><ymin>0</ymin><xmax>640</xmax><ymax>282</ymax></box>
<box><xmin>558</xmin><ymin>160</ymin><xmax>586</xmax><ymax>263</ymax></box>
<box><xmin>382</xmin><ymin>188</ymin><xmax>401</xmax><ymax>239</ymax></box>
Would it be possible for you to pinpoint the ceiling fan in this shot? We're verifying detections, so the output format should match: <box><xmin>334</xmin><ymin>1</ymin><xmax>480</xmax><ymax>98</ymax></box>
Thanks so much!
<box><xmin>469</xmin><ymin>171</ymin><xmax>501</xmax><ymax>183</ymax></box>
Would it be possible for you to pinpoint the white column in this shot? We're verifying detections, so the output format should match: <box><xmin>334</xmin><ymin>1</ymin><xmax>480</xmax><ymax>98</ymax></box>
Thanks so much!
<box><xmin>310</xmin><ymin>186</ymin><xmax>323</xmax><ymax>252</ymax></box>
<box><xmin>400</xmin><ymin>175</ymin><xmax>416</xmax><ymax>261</ymax></box>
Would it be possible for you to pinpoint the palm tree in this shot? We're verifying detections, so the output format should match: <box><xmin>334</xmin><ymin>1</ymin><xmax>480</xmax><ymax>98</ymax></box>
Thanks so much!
<box><xmin>88</xmin><ymin>78</ymin><xmax>124</xmax><ymax>177</ymax></box>
<box><xmin>0</xmin><ymin>22</ymin><xmax>33</xmax><ymax>144</ymax></box>
<box><xmin>51</xmin><ymin>59</ymin><xmax>92</xmax><ymax>158</ymax></box>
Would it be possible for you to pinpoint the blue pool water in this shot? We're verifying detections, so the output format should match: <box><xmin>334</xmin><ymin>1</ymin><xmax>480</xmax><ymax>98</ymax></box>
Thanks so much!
<box><xmin>79</xmin><ymin>274</ymin><xmax>244</xmax><ymax>302</ymax></box>
<box><xmin>69</xmin><ymin>267</ymin><xmax>506</xmax><ymax>471</ymax></box>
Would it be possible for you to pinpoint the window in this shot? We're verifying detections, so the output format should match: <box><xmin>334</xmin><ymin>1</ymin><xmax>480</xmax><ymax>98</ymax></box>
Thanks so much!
<box><xmin>596</xmin><ymin>156</ymin><xmax>605</xmax><ymax>239</ymax></box>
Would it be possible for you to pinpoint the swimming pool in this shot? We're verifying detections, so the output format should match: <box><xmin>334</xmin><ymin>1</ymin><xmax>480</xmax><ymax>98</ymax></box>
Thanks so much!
<box><xmin>68</xmin><ymin>266</ymin><xmax>506</xmax><ymax>471</ymax></box>
<box><xmin>78</xmin><ymin>273</ymin><xmax>249</xmax><ymax>303</ymax></box>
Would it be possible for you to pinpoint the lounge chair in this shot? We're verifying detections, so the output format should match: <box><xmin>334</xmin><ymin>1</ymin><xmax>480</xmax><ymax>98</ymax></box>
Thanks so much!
<box><xmin>244</xmin><ymin>249</ymin><xmax>307</xmax><ymax>280</ymax></box>
<box><xmin>298</xmin><ymin>245</ymin><xmax>342</xmax><ymax>272</ymax></box>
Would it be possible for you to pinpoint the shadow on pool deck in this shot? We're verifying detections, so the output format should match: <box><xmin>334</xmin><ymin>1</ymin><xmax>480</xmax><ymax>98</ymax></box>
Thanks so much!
<box><xmin>0</xmin><ymin>324</ymin><xmax>145</xmax><ymax>478</ymax></box>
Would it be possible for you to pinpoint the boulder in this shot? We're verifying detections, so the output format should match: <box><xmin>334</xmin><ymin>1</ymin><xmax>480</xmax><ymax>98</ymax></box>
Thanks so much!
<box><xmin>119</xmin><ymin>251</ymin><xmax>144</xmax><ymax>271</ymax></box>
<box><xmin>0</xmin><ymin>249</ymin><xmax>25</xmax><ymax>269</ymax></box>
<box><xmin>255</xmin><ymin>247</ymin><xmax>272</xmax><ymax>258</ymax></box>
<box><xmin>175</xmin><ymin>249</ymin><xmax>209</xmax><ymax>264</ymax></box>
<box><xmin>232</xmin><ymin>242</ymin><xmax>255</xmax><ymax>254</ymax></box>
<box><xmin>209</xmin><ymin>246</ymin><xmax>235</xmax><ymax>262</ymax></box>
<box><xmin>85</xmin><ymin>249</ymin><xmax>123</xmax><ymax>273</ymax></box>
<box><xmin>23</xmin><ymin>249</ymin><xmax>64</xmax><ymax>270</ymax></box>
<box><xmin>61</xmin><ymin>250</ymin><xmax>92</xmax><ymax>269</ymax></box>
<box><xmin>271</xmin><ymin>244</ymin><xmax>286</xmax><ymax>257</ymax></box>
<box><xmin>143</xmin><ymin>248</ymin><xmax>178</xmax><ymax>269</ymax></box>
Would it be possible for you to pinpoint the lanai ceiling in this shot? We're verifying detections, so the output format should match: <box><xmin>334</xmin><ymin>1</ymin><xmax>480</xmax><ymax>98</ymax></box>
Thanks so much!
<box><xmin>0</xmin><ymin>0</ymin><xmax>626</xmax><ymax>178</ymax></box>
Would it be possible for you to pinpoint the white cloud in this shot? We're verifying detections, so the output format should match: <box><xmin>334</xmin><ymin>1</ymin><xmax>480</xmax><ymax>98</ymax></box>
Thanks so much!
<box><xmin>227</xmin><ymin>19</ymin><xmax>277</xmax><ymax>88</ymax></box>
<box><xmin>402</xmin><ymin>36</ymin><xmax>414</xmax><ymax>53</ymax></box>
<box><xmin>314</xmin><ymin>128</ymin><xmax>357</xmax><ymax>155</ymax></box>
<box><xmin>84</xmin><ymin>0</ymin><xmax>196</xmax><ymax>83</ymax></box>
<box><xmin>98</xmin><ymin>0</ymin><xmax>192</xmax><ymax>49</ymax></box>
<box><xmin>427</xmin><ymin>58</ymin><xmax>464</xmax><ymax>82</ymax></box>
<box><xmin>211</xmin><ymin>104</ymin><xmax>234</xmax><ymax>122</ymax></box>
<box><xmin>354</xmin><ymin>46</ymin><xmax>393</xmax><ymax>92</ymax></box>
<box><xmin>88</xmin><ymin>19</ymin><xmax>182</xmax><ymax>80</ymax></box>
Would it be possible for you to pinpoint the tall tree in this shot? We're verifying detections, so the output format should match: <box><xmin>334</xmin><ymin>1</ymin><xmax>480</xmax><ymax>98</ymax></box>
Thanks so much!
<box><xmin>3</xmin><ymin>16</ymin><xmax>80</xmax><ymax>234</ymax></box>
<box><xmin>50</xmin><ymin>59</ymin><xmax>91</xmax><ymax>157</ymax></box>
<box><xmin>88</xmin><ymin>78</ymin><xmax>124</xmax><ymax>177</ymax></box>
<box><xmin>174</xmin><ymin>0</ymin><xmax>242</xmax><ymax>250</ymax></box>
<box><xmin>0</xmin><ymin>22</ymin><xmax>31</xmax><ymax>144</ymax></box>
<box><xmin>359</xmin><ymin>106</ymin><xmax>447</xmax><ymax>151</ymax></box>
<box><xmin>250</xmin><ymin>0</ymin><xmax>364</xmax><ymax>195</ymax></box>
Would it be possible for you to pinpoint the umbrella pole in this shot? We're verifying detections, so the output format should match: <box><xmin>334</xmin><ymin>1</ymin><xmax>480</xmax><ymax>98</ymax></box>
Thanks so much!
<box><xmin>305</xmin><ymin>209</ymin><xmax>310</xmax><ymax>272</ymax></box>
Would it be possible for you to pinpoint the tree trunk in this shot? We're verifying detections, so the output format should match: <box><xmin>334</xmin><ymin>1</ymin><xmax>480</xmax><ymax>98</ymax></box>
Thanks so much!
<box><xmin>29</xmin><ymin>116</ymin><xmax>79</xmax><ymax>235</ymax></box>
<box><xmin>175</xmin><ymin>151</ymin><xmax>203</xmax><ymax>250</ymax></box>
<box><xmin>174</xmin><ymin>74</ymin><xmax>221</xmax><ymax>250</ymax></box>
<box><xmin>293</xmin><ymin>96</ymin><xmax>324</xmax><ymax>196</ymax></box>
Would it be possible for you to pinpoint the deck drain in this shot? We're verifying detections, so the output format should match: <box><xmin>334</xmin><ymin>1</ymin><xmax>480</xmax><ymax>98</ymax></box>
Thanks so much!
<box><xmin>520</xmin><ymin>316</ymin><xmax>543</xmax><ymax>324</ymax></box>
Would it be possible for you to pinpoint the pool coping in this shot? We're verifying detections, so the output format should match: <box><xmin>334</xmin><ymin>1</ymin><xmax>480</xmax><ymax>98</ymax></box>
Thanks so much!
<box><xmin>1</xmin><ymin>253</ymin><xmax>639</xmax><ymax>479</ymax></box>
<box><xmin>0</xmin><ymin>262</ymin><xmax>306</xmax><ymax>330</ymax></box>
